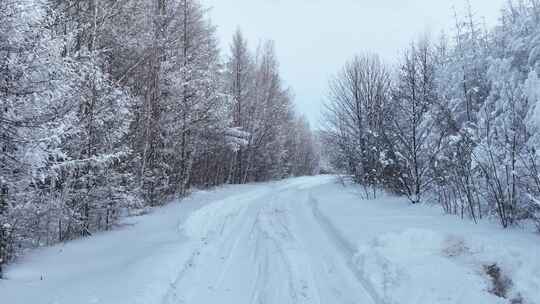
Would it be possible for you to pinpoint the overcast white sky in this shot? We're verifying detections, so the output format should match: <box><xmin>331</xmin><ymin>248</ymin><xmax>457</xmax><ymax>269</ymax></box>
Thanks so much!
<box><xmin>201</xmin><ymin>0</ymin><xmax>507</xmax><ymax>127</ymax></box>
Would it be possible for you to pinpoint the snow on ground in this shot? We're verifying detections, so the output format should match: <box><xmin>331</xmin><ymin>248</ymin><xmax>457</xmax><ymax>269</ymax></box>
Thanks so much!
<box><xmin>1</xmin><ymin>176</ymin><xmax>539</xmax><ymax>304</ymax></box>
<box><xmin>311</xmin><ymin>181</ymin><xmax>540</xmax><ymax>304</ymax></box>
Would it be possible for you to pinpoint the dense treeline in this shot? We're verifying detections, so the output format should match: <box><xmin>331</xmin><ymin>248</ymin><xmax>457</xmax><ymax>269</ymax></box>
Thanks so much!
<box><xmin>321</xmin><ymin>1</ymin><xmax>540</xmax><ymax>230</ymax></box>
<box><xmin>0</xmin><ymin>0</ymin><xmax>318</xmax><ymax>276</ymax></box>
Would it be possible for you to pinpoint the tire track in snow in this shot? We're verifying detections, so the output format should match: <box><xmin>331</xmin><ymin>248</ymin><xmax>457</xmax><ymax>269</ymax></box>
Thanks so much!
<box><xmin>307</xmin><ymin>193</ymin><xmax>387</xmax><ymax>304</ymax></box>
<box><xmin>214</xmin><ymin>202</ymin><xmax>261</xmax><ymax>288</ymax></box>
<box><xmin>249</xmin><ymin>196</ymin><xmax>319</xmax><ymax>304</ymax></box>
<box><xmin>159</xmin><ymin>239</ymin><xmax>207</xmax><ymax>304</ymax></box>
<box><xmin>159</xmin><ymin>187</ymin><xmax>306</xmax><ymax>304</ymax></box>
<box><xmin>159</xmin><ymin>190</ymin><xmax>265</xmax><ymax>304</ymax></box>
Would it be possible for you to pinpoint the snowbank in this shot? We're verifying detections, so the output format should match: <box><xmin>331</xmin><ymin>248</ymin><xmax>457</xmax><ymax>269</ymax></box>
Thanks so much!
<box><xmin>313</xmin><ymin>179</ymin><xmax>540</xmax><ymax>304</ymax></box>
<box><xmin>354</xmin><ymin>229</ymin><xmax>539</xmax><ymax>304</ymax></box>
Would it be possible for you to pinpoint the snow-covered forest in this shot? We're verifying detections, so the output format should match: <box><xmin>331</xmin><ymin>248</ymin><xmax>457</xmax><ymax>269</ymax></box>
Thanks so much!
<box><xmin>1</xmin><ymin>0</ymin><xmax>540</xmax><ymax>300</ymax></box>
<box><xmin>1</xmin><ymin>0</ymin><xmax>540</xmax><ymax>302</ymax></box>
<box><xmin>321</xmin><ymin>1</ymin><xmax>540</xmax><ymax>230</ymax></box>
<box><xmin>0</xmin><ymin>0</ymin><xmax>319</xmax><ymax>276</ymax></box>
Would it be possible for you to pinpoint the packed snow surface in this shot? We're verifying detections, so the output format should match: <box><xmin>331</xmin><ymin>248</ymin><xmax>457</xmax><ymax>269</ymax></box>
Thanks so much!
<box><xmin>1</xmin><ymin>176</ymin><xmax>539</xmax><ymax>304</ymax></box>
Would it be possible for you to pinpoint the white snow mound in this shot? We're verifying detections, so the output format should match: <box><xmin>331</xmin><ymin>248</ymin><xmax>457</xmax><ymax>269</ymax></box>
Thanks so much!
<box><xmin>353</xmin><ymin>228</ymin><xmax>539</xmax><ymax>304</ymax></box>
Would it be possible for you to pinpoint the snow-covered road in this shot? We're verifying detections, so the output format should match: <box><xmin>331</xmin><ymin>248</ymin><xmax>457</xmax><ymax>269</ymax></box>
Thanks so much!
<box><xmin>162</xmin><ymin>176</ymin><xmax>378</xmax><ymax>304</ymax></box>
<box><xmin>2</xmin><ymin>176</ymin><xmax>539</xmax><ymax>304</ymax></box>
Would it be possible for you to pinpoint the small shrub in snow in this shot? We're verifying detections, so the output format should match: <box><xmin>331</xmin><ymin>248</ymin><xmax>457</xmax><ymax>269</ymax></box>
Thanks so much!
<box><xmin>484</xmin><ymin>263</ymin><xmax>513</xmax><ymax>299</ymax></box>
